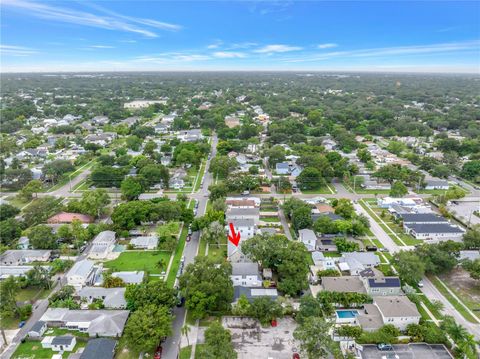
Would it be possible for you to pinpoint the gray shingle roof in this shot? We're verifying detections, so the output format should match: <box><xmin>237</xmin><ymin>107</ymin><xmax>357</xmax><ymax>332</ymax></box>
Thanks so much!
<box><xmin>405</xmin><ymin>223</ymin><xmax>464</xmax><ymax>234</ymax></box>
<box><xmin>30</xmin><ymin>321</ymin><xmax>45</xmax><ymax>333</ymax></box>
<box><xmin>400</xmin><ymin>213</ymin><xmax>448</xmax><ymax>223</ymax></box>
<box><xmin>374</xmin><ymin>296</ymin><xmax>420</xmax><ymax>318</ymax></box>
<box><xmin>80</xmin><ymin>339</ymin><xmax>117</xmax><ymax>359</ymax></box>
<box><xmin>52</xmin><ymin>336</ymin><xmax>75</xmax><ymax>345</ymax></box>
<box><xmin>231</xmin><ymin>263</ymin><xmax>260</xmax><ymax>276</ymax></box>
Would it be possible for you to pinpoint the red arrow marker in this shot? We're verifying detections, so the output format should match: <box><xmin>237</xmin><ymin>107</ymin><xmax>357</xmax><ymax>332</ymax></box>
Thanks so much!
<box><xmin>228</xmin><ymin>223</ymin><xmax>241</xmax><ymax>247</ymax></box>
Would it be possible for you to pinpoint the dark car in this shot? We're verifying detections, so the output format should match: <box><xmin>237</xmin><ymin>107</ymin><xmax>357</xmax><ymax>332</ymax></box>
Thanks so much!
<box><xmin>377</xmin><ymin>343</ymin><xmax>393</xmax><ymax>351</ymax></box>
<box><xmin>366</xmin><ymin>245</ymin><xmax>378</xmax><ymax>252</ymax></box>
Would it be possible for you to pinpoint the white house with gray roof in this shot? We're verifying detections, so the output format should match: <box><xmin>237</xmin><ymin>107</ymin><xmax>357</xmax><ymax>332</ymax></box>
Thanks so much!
<box><xmin>67</xmin><ymin>259</ymin><xmax>95</xmax><ymax>289</ymax></box>
<box><xmin>374</xmin><ymin>296</ymin><xmax>421</xmax><ymax>330</ymax></box>
<box><xmin>226</xmin><ymin>207</ymin><xmax>260</xmax><ymax>223</ymax></box>
<box><xmin>40</xmin><ymin>308</ymin><xmax>129</xmax><ymax>337</ymax></box>
<box><xmin>88</xmin><ymin>231</ymin><xmax>116</xmax><ymax>259</ymax></box>
<box><xmin>0</xmin><ymin>250</ymin><xmax>51</xmax><ymax>266</ymax></box>
<box><xmin>231</xmin><ymin>263</ymin><xmax>262</xmax><ymax>287</ymax></box>
<box><xmin>111</xmin><ymin>271</ymin><xmax>144</xmax><ymax>284</ymax></box>
<box><xmin>403</xmin><ymin>223</ymin><xmax>464</xmax><ymax>241</ymax></box>
<box><xmin>338</xmin><ymin>252</ymin><xmax>380</xmax><ymax>275</ymax></box>
<box><xmin>130</xmin><ymin>236</ymin><xmax>158</xmax><ymax>250</ymax></box>
<box><xmin>298</xmin><ymin>229</ymin><xmax>317</xmax><ymax>251</ymax></box>
<box><xmin>77</xmin><ymin>287</ymin><xmax>127</xmax><ymax>309</ymax></box>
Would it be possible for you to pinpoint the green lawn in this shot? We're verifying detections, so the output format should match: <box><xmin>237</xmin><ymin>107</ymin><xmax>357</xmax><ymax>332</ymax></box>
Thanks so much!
<box><xmin>419</xmin><ymin>295</ymin><xmax>443</xmax><ymax>320</ymax></box>
<box><xmin>104</xmin><ymin>251</ymin><xmax>172</xmax><ymax>274</ymax></box>
<box><xmin>261</xmin><ymin>216</ymin><xmax>280</xmax><ymax>223</ymax></box>
<box><xmin>1</xmin><ymin>316</ymin><xmax>20</xmax><ymax>329</ymax></box>
<box><xmin>166</xmin><ymin>225</ymin><xmax>188</xmax><ymax>288</ymax></box>
<box><xmin>16</xmin><ymin>287</ymin><xmax>50</xmax><ymax>302</ymax></box>
<box><xmin>193</xmin><ymin>161</ymin><xmax>207</xmax><ymax>192</ymax></box>
<box><xmin>157</xmin><ymin>221</ymin><xmax>181</xmax><ymax>237</ymax></box>
<box><xmin>4</xmin><ymin>196</ymin><xmax>31</xmax><ymax>209</ymax></box>
<box><xmin>429</xmin><ymin>276</ymin><xmax>479</xmax><ymax>323</ymax></box>
<box><xmin>415</xmin><ymin>185</ymin><xmax>467</xmax><ymax>196</ymax></box>
<box><xmin>180</xmin><ymin>346</ymin><xmax>192</xmax><ymax>359</ymax></box>
<box><xmin>12</xmin><ymin>340</ymin><xmax>86</xmax><ymax>359</ymax></box>
<box><xmin>300</xmin><ymin>185</ymin><xmax>335</xmax><ymax>194</ymax></box>
<box><xmin>44</xmin><ymin>328</ymin><xmax>89</xmax><ymax>338</ymax></box>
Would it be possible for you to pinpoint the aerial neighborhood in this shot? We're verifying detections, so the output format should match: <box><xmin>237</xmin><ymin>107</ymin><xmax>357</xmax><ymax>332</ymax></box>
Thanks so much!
<box><xmin>0</xmin><ymin>72</ymin><xmax>479</xmax><ymax>359</ymax></box>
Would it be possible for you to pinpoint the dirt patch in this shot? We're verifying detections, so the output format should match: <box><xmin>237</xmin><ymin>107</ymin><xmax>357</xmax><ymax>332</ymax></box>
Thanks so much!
<box><xmin>439</xmin><ymin>267</ymin><xmax>480</xmax><ymax>310</ymax></box>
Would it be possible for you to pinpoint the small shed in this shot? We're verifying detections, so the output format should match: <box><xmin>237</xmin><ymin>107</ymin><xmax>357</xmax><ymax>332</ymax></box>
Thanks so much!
<box><xmin>28</xmin><ymin>320</ymin><xmax>47</xmax><ymax>338</ymax></box>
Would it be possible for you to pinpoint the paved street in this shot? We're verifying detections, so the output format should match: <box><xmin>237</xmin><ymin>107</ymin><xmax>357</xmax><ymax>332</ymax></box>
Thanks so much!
<box><xmin>421</xmin><ymin>277</ymin><xmax>480</xmax><ymax>340</ymax></box>
<box><xmin>2</xmin><ymin>132</ymin><xmax>478</xmax><ymax>358</ymax></box>
<box><xmin>161</xmin><ymin>134</ymin><xmax>218</xmax><ymax>359</ymax></box>
<box><xmin>353</xmin><ymin>202</ymin><xmax>405</xmax><ymax>253</ymax></box>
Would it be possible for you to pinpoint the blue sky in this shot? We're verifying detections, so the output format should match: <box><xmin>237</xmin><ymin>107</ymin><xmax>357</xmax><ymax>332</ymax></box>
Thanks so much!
<box><xmin>1</xmin><ymin>1</ymin><xmax>479</xmax><ymax>73</ymax></box>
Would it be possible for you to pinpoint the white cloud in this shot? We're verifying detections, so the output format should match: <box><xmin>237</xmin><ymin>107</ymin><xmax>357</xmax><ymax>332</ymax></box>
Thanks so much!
<box><xmin>207</xmin><ymin>40</ymin><xmax>223</xmax><ymax>49</ymax></box>
<box><xmin>213</xmin><ymin>51</ymin><xmax>246</xmax><ymax>58</ymax></box>
<box><xmin>1</xmin><ymin>0</ymin><xmax>182</xmax><ymax>38</ymax></box>
<box><xmin>285</xmin><ymin>40</ymin><xmax>480</xmax><ymax>62</ymax></box>
<box><xmin>89</xmin><ymin>45</ymin><xmax>115</xmax><ymax>49</ymax></box>
<box><xmin>228</xmin><ymin>42</ymin><xmax>258</xmax><ymax>49</ymax></box>
<box><xmin>0</xmin><ymin>44</ymin><xmax>38</xmax><ymax>56</ymax></box>
<box><xmin>254</xmin><ymin>44</ymin><xmax>302</xmax><ymax>53</ymax></box>
<box><xmin>133</xmin><ymin>52</ymin><xmax>211</xmax><ymax>64</ymax></box>
<box><xmin>317</xmin><ymin>43</ymin><xmax>338</xmax><ymax>49</ymax></box>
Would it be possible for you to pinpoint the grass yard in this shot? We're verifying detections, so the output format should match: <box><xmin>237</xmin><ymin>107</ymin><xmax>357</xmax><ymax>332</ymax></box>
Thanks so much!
<box><xmin>300</xmin><ymin>184</ymin><xmax>335</xmax><ymax>194</ymax></box>
<box><xmin>429</xmin><ymin>275</ymin><xmax>479</xmax><ymax>324</ymax></box>
<box><xmin>104</xmin><ymin>251</ymin><xmax>171</xmax><ymax>274</ymax></box>
<box><xmin>260</xmin><ymin>216</ymin><xmax>280</xmax><ymax>223</ymax></box>
<box><xmin>16</xmin><ymin>287</ymin><xmax>50</xmax><ymax>302</ymax></box>
<box><xmin>419</xmin><ymin>295</ymin><xmax>443</xmax><ymax>320</ymax></box>
<box><xmin>415</xmin><ymin>185</ymin><xmax>467</xmax><ymax>196</ymax></box>
<box><xmin>179</xmin><ymin>346</ymin><xmax>192</xmax><ymax>359</ymax></box>
<box><xmin>205</xmin><ymin>243</ymin><xmax>227</xmax><ymax>262</ymax></box>
<box><xmin>1</xmin><ymin>316</ymin><xmax>20</xmax><ymax>330</ymax></box>
<box><xmin>12</xmin><ymin>340</ymin><xmax>86</xmax><ymax>359</ymax></box>
<box><xmin>438</xmin><ymin>268</ymin><xmax>480</xmax><ymax>314</ymax></box>
<box><xmin>193</xmin><ymin>161</ymin><xmax>207</xmax><ymax>192</ymax></box>
<box><xmin>115</xmin><ymin>338</ymin><xmax>140</xmax><ymax>359</ymax></box>
<box><xmin>166</xmin><ymin>224</ymin><xmax>188</xmax><ymax>288</ymax></box>
<box><xmin>157</xmin><ymin>221</ymin><xmax>181</xmax><ymax>237</ymax></box>
<box><xmin>4</xmin><ymin>195</ymin><xmax>31</xmax><ymax>209</ymax></box>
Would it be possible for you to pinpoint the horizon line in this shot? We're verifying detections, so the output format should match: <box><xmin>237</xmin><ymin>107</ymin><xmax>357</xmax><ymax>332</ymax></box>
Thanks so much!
<box><xmin>1</xmin><ymin>69</ymin><xmax>479</xmax><ymax>75</ymax></box>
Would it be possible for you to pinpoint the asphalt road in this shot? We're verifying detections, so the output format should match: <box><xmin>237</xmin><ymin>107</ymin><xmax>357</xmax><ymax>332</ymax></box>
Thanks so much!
<box><xmin>161</xmin><ymin>134</ymin><xmax>217</xmax><ymax>359</ymax></box>
<box><xmin>421</xmin><ymin>277</ymin><xmax>480</xmax><ymax>341</ymax></box>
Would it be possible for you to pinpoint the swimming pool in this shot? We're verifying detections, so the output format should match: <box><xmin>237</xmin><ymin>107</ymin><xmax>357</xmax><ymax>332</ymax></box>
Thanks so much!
<box><xmin>336</xmin><ymin>310</ymin><xmax>359</xmax><ymax>319</ymax></box>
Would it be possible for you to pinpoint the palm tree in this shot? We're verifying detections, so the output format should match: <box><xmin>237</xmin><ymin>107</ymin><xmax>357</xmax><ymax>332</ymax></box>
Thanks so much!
<box><xmin>181</xmin><ymin>324</ymin><xmax>191</xmax><ymax>346</ymax></box>
<box><xmin>430</xmin><ymin>300</ymin><xmax>444</xmax><ymax>314</ymax></box>
<box><xmin>446</xmin><ymin>321</ymin><xmax>469</xmax><ymax>343</ymax></box>
<box><xmin>456</xmin><ymin>333</ymin><xmax>479</xmax><ymax>359</ymax></box>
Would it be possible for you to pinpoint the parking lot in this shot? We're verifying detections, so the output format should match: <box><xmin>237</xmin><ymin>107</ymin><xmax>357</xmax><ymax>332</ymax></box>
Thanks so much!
<box><xmin>223</xmin><ymin>317</ymin><xmax>299</xmax><ymax>359</ymax></box>
<box><xmin>361</xmin><ymin>343</ymin><xmax>453</xmax><ymax>359</ymax></box>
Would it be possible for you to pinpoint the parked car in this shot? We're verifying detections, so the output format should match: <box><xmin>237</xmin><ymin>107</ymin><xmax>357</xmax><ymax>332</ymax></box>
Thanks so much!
<box><xmin>18</xmin><ymin>321</ymin><xmax>26</xmax><ymax>328</ymax></box>
<box><xmin>154</xmin><ymin>346</ymin><xmax>163</xmax><ymax>359</ymax></box>
<box><xmin>418</xmin><ymin>280</ymin><xmax>424</xmax><ymax>288</ymax></box>
<box><xmin>366</xmin><ymin>245</ymin><xmax>378</xmax><ymax>252</ymax></box>
<box><xmin>242</xmin><ymin>190</ymin><xmax>250</xmax><ymax>195</ymax></box>
<box><xmin>377</xmin><ymin>343</ymin><xmax>393</xmax><ymax>351</ymax></box>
